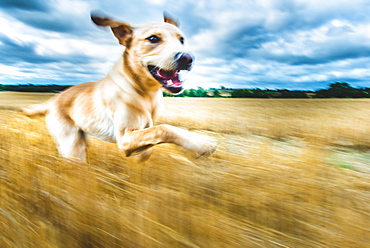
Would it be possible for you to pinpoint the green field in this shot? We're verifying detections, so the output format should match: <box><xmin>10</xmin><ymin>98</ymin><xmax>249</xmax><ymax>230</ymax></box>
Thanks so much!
<box><xmin>1</xmin><ymin>92</ymin><xmax>370</xmax><ymax>247</ymax></box>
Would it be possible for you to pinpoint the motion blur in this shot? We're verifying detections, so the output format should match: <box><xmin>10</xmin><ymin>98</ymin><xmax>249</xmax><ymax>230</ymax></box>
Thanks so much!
<box><xmin>1</xmin><ymin>93</ymin><xmax>370</xmax><ymax>247</ymax></box>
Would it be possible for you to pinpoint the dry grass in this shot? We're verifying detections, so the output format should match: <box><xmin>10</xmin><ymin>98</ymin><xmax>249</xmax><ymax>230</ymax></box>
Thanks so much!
<box><xmin>1</xmin><ymin>92</ymin><xmax>370</xmax><ymax>247</ymax></box>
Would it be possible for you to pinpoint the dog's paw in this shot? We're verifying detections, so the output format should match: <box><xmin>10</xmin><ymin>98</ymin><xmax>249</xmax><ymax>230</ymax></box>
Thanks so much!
<box><xmin>186</xmin><ymin>134</ymin><xmax>218</xmax><ymax>159</ymax></box>
<box><xmin>195</xmin><ymin>138</ymin><xmax>218</xmax><ymax>158</ymax></box>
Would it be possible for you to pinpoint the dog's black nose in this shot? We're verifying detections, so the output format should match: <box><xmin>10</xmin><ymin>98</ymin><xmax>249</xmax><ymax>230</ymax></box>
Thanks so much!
<box><xmin>175</xmin><ymin>52</ymin><xmax>194</xmax><ymax>70</ymax></box>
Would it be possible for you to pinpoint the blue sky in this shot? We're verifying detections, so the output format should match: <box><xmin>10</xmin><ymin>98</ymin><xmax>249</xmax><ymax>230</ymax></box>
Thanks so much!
<box><xmin>1</xmin><ymin>0</ymin><xmax>370</xmax><ymax>90</ymax></box>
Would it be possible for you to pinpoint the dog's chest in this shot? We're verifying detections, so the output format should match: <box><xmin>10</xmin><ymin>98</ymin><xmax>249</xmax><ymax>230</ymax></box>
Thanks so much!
<box><xmin>86</xmin><ymin>117</ymin><xmax>116</xmax><ymax>142</ymax></box>
<box><xmin>72</xmin><ymin>104</ymin><xmax>116</xmax><ymax>142</ymax></box>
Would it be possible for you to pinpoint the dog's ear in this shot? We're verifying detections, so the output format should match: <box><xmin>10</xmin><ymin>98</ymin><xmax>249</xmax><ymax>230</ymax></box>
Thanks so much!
<box><xmin>91</xmin><ymin>14</ymin><xmax>133</xmax><ymax>46</ymax></box>
<box><xmin>164</xmin><ymin>12</ymin><xmax>179</xmax><ymax>27</ymax></box>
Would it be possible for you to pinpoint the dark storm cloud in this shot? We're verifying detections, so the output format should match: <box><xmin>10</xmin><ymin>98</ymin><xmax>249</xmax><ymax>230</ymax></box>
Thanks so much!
<box><xmin>0</xmin><ymin>34</ymin><xmax>57</xmax><ymax>64</ymax></box>
<box><xmin>251</xmin><ymin>33</ymin><xmax>370</xmax><ymax>66</ymax></box>
<box><xmin>0</xmin><ymin>0</ymin><xmax>50</xmax><ymax>12</ymax></box>
<box><xmin>1</xmin><ymin>0</ymin><xmax>93</xmax><ymax>35</ymax></box>
<box><xmin>0</xmin><ymin>33</ymin><xmax>95</xmax><ymax>66</ymax></box>
<box><xmin>163</xmin><ymin>2</ymin><xmax>212</xmax><ymax>36</ymax></box>
<box><xmin>316</xmin><ymin>40</ymin><xmax>370</xmax><ymax>61</ymax></box>
<box><xmin>14</xmin><ymin>13</ymin><xmax>88</xmax><ymax>33</ymax></box>
<box><xmin>223</xmin><ymin>27</ymin><xmax>276</xmax><ymax>59</ymax></box>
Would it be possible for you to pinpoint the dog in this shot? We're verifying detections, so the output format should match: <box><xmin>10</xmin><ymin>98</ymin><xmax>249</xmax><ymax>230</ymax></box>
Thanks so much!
<box><xmin>21</xmin><ymin>13</ymin><xmax>217</xmax><ymax>162</ymax></box>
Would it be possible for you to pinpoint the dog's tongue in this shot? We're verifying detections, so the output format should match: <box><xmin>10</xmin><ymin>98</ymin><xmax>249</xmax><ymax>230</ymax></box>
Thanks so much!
<box><xmin>156</xmin><ymin>69</ymin><xmax>182</xmax><ymax>86</ymax></box>
<box><xmin>157</xmin><ymin>69</ymin><xmax>178</xmax><ymax>80</ymax></box>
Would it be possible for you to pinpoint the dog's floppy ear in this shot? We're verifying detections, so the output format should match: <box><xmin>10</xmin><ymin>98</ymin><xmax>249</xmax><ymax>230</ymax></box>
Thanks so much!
<box><xmin>91</xmin><ymin>14</ymin><xmax>133</xmax><ymax>46</ymax></box>
<box><xmin>164</xmin><ymin>12</ymin><xmax>179</xmax><ymax>27</ymax></box>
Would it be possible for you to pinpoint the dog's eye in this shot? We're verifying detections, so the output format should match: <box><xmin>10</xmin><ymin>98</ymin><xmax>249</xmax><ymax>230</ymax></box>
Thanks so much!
<box><xmin>146</xmin><ymin>35</ymin><xmax>161</xmax><ymax>44</ymax></box>
<box><xmin>179</xmin><ymin>37</ymin><xmax>185</xmax><ymax>44</ymax></box>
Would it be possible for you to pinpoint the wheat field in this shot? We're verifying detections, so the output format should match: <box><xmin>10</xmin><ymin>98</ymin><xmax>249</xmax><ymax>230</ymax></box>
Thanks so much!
<box><xmin>1</xmin><ymin>91</ymin><xmax>370</xmax><ymax>247</ymax></box>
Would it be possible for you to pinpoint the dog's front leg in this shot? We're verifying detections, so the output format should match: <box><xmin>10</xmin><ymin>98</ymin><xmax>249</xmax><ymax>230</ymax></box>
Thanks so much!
<box><xmin>119</xmin><ymin>124</ymin><xmax>217</xmax><ymax>158</ymax></box>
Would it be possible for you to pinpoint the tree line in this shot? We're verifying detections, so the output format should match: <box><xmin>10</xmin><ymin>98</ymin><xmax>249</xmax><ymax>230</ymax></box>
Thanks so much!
<box><xmin>1</xmin><ymin>82</ymin><xmax>369</xmax><ymax>98</ymax></box>
<box><xmin>0</xmin><ymin>84</ymin><xmax>70</xmax><ymax>93</ymax></box>
<box><xmin>164</xmin><ymin>82</ymin><xmax>370</xmax><ymax>98</ymax></box>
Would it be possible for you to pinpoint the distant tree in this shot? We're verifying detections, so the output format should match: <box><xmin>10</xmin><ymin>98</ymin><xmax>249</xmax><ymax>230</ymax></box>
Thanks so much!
<box><xmin>195</xmin><ymin>87</ymin><xmax>208</xmax><ymax>97</ymax></box>
<box><xmin>315</xmin><ymin>82</ymin><xmax>367</xmax><ymax>98</ymax></box>
<box><xmin>329</xmin><ymin>82</ymin><xmax>354</xmax><ymax>97</ymax></box>
<box><xmin>213</xmin><ymin>89</ymin><xmax>221</xmax><ymax>97</ymax></box>
<box><xmin>231</xmin><ymin>89</ymin><xmax>253</xmax><ymax>98</ymax></box>
<box><xmin>253</xmin><ymin>88</ymin><xmax>269</xmax><ymax>98</ymax></box>
<box><xmin>278</xmin><ymin>89</ymin><xmax>308</xmax><ymax>98</ymax></box>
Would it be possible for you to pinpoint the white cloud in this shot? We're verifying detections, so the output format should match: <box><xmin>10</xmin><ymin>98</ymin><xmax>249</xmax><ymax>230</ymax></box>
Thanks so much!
<box><xmin>0</xmin><ymin>65</ymin><xmax>37</xmax><ymax>79</ymax></box>
<box><xmin>1</xmin><ymin>0</ymin><xmax>370</xmax><ymax>89</ymax></box>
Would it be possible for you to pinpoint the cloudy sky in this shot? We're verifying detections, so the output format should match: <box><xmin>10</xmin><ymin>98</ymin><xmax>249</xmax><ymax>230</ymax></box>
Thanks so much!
<box><xmin>1</xmin><ymin>0</ymin><xmax>370</xmax><ymax>90</ymax></box>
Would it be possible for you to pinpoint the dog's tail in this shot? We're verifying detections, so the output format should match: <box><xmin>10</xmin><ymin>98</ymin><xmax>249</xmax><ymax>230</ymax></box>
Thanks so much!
<box><xmin>20</xmin><ymin>99</ymin><xmax>53</xmax><ymax>117</ymax></box>
<box><xmin>21</xmin><ymin>104</ymin><xmax>48</xmax><ymax>116</ymax></box>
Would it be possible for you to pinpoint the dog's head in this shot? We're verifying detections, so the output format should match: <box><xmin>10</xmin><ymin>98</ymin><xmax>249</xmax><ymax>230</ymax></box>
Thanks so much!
<box><xmin>91</xmin><ymin>13</ymin><xmax>193</xmax><ymax>94</ymax></box>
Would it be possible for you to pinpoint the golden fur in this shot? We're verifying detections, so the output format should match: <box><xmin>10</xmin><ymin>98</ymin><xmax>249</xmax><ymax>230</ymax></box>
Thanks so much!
<box><xmin>21</xmin><ymin>13</ymin><xmax>216</xmax><ymax>162</ymax></box>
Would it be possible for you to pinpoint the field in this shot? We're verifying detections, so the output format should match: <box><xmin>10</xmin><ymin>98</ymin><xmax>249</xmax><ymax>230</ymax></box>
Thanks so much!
<box><xmin>1</xmin><ymin>91</ymin><xmax>370</xmax><ymax>247</ymax></box>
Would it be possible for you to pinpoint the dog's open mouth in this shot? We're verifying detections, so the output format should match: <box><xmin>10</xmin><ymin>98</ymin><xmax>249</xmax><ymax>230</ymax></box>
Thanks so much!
<box><xmin>148</xmin><ymin>65</ymin><xmax>185</xmax><ymax>94</ymax></box>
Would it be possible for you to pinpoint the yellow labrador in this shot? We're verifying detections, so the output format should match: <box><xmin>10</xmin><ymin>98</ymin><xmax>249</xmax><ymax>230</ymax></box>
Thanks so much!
<box><xmin>21</xmin><ymin>13</ymin><xmax>217</xmax><ymax>162</ymax></box>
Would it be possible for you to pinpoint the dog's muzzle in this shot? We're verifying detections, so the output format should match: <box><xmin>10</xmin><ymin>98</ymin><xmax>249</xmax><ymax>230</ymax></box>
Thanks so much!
<box><xmin>148</xmin><ymin>52</ymin><xmax>194</xmax><ymax>94</ymax></box>
<box><xmin>175</xmin><ymin>52</ymin><xmax>193</xmax><ymax>70</ymax></box>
